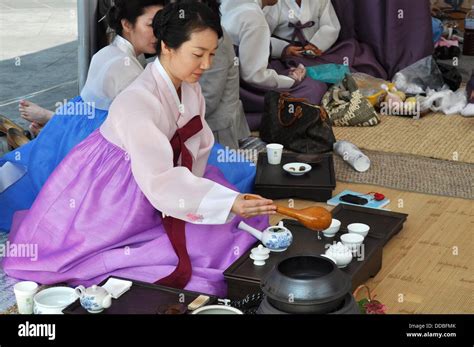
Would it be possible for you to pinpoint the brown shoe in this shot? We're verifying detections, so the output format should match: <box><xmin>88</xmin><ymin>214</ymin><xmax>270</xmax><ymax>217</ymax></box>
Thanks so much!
<box><xmin>0</xmin><ymin>114</ymin><xmax>24</xmax><ymax>135</ymax></box>
<box><xmin>6</xmin><ymin>128</ymin><xmax>30</xmax><ymax>150</ymax></box>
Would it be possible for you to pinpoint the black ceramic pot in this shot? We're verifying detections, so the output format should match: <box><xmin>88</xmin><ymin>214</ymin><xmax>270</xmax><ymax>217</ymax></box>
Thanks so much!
<box><xmin>256</xmin><ymin>293</ymin><xmax>360</xmax><ymax>315</ymax></box>
<box><xmin>261</xmin><ymin>256</ymin><xmax>352</xmax><ymax>314</ymax></box>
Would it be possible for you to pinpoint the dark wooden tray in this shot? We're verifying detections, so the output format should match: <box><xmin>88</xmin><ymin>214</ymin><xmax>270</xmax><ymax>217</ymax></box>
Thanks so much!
<box><xmin>254</xmin><ymin>152</ymin><xmax>336</xmax><ymax>201</ymax></box>
<box><xmin>224</xmin><ymin>218</ymin><xmax>384</xmax><ymax>301</ymax></box>
<box><xmin>63</xmin><ymin>276</ymin><xmax>217</xmax><ymax>314</ymax></box>
<box><xmin>331</xmin><ymin>204</ymin><xmax>408</xmax><ymax>246</ymax></box>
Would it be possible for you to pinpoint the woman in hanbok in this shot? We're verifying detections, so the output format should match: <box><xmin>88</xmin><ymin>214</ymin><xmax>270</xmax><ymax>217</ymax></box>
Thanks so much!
<box><xmin>2</xmin><ymin>2</ymin><xmax>275</xmax><ymax>297</ymax></box>
<box><xmin>0</xmin><ymin>0</ymin><xmax>254</xmax><ymax>232</ymax></box>
<box><xmin>220</xmin><ymin>0</ymin><xmax>327</xmax><ymax>130</ymax></box>
<box><xmin>0</xmin><ymin>0</ymin><xmax>164</xmax><ymax>231</ymax></box>
<box><xmin>264</xmin><ymin>0</ymin><xmax>387</xmax><ymax>78</ymax></box>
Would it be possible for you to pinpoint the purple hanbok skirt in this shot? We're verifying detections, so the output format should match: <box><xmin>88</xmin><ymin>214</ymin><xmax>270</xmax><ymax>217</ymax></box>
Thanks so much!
<box><xmin>1</xmin><ymin>130</ymin><xmax>268</xmax><ymax>297</ymax></box>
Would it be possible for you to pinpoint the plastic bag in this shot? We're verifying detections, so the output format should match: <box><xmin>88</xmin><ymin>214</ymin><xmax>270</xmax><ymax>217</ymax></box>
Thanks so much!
<box><xmin>420</xmin><ymin>87</ymin><xmax>467</xmax><ymax>115</ymax></box>
<box><xmin>351</xmin><ymin>73</ymin><xmax>395</xmax><ymax>107</ymax></box>
<box><xmin>307</xmin><ymin>64</ymin><xmax>350</xmax><ymax>84</ymax></box>
<box><xmin>392</xmin><ymin>56</ymin><xmax>445</xmax><ymax>94</ymax></box>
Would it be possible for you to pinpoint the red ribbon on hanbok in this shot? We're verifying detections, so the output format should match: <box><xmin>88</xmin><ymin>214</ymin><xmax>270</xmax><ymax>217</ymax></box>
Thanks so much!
<box><xmin>155</xmin><ymin>115</ymin><xmax>203</xmax><ymax>289</ymax></box>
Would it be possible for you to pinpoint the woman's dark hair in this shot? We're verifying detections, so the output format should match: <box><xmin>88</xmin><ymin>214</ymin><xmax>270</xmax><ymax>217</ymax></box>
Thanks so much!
<box><xmin>169</xmin><ymin>0</ymin><xmax>221</xmax><ymax>18</ymax></box>
<box><xmin>152</xmin><ymin>2</ymin><xmax>223</xmax><ymax>56</ymax></box>
<box><xmin>107</xmin><ymin>0</ymin><xmax>166</xmax><ymax>36</ymax></box>
<box><xmin>203</xmin><ymin>0</ymin><xmax>221</xmax><ymax>18</ymax></box>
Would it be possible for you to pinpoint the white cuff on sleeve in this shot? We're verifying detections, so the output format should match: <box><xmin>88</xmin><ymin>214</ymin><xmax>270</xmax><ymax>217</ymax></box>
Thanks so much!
<box><xmin>194</xmin><ymin>184</ymin><xmax>239</xmax><ymax>225</ymax></box>
<box><xmin>270</xmin><ymin>37</ymin><xmax>289</xmax><ymax>59</ymax></box>
<box><xmin>277</xmin><ymin>76</ymin><xmax>296</xmax><ymax>89</ymax></box>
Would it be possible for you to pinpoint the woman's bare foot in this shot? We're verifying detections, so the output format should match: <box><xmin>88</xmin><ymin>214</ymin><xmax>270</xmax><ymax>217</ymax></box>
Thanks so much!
<box><xmin>28</xmin><ymin>122</ymin><xmax>43</xmax><ymax>137</ymax></box>
<box><xmin>19</xmin><ymin>100</ymin><xmax>54</xmax><ymax>126</ymax></box>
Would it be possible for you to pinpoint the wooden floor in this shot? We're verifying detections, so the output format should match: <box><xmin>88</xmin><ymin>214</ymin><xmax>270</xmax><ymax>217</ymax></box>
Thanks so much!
<box><xmin>269</xmin><ymin>182</ymin><xmax>473</xmax><ymax>314</ymax></box>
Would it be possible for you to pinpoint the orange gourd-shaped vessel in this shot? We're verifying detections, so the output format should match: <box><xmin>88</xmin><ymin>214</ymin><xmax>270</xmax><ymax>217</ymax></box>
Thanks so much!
<box><xmin>245</xmin><ymin>195</ymin><xmax>332</xmax><ymax>231</ymax></box>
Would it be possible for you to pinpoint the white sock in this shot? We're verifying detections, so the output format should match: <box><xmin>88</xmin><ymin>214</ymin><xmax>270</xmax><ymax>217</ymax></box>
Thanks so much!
<box><xmin>461</xmin><ymin>103</ymin><xmax>474</xmax><ymax>117</ymax></box>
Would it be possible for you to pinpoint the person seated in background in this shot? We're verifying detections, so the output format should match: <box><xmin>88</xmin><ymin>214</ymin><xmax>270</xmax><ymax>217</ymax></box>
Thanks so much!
<box><xmin>265</xmin><ymin>0</ymin><xmax>340</xmax><ymax>59</ymax></box>
<box><xmin>17</xmin><ymin>0</ymin><xmax>149</xmax><ymax>136</ymax></box>
<box><xmin>221</xmin><ymin>0</ymin><xmax>302</xmax><ymax>91</ymax></box>
<box><xmin>197</xmin><ymin>0</ymin><xmax>251</xmax><ymax>150</ymax></box>
<box><xmin>264</xmin><ymin>0</ymin><xmax>386</xmax><ymax>78</ymax></box>
<box><xmin>220</xmin><ymin>0</ymin><xmax>327</xmax><ymax>129</ymax></box>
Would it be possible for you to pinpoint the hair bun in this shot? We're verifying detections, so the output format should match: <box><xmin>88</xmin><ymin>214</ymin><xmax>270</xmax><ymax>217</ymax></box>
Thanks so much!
<box><xmin>152</xmin><ymin>10</ymin><xmax>164</xmax><ymax>39</ymax></box>
<box><xmin>106</xmin><ymin>4</ymin><xmax>120</xmax><ymax>32</ymax></box>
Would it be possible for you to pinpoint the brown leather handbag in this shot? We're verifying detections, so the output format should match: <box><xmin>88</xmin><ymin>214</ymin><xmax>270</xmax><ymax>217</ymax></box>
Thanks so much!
<box><xmin>260</xmin><ymin>91</ymin><xmax>336</xmax><ymax>154</ymax></box>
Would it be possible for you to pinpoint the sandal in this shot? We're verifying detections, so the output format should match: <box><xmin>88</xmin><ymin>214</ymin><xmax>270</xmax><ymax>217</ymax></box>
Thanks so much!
<box><xmin>6</xmin><ymin>128</ymin><xmax>30</xmax><ymax>150</ymax></box>
<box><xmin>0</xmin><ymin>114</ymin><xmax>25</xmax><ymax>136</ymax></box>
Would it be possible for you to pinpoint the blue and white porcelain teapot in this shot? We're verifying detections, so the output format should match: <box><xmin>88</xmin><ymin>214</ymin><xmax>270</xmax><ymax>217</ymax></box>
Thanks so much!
<box><xmin>238</xmin><ymin>221</ymin><xmax>293</xmax><ymax>252</ymax></box>
<box><xmin>75</xmin><ymin>285</ymin><xmax>112</xmax><ymax>313</ymax></box>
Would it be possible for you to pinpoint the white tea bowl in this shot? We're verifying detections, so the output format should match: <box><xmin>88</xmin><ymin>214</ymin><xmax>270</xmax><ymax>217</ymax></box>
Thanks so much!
<box><xmin>340</xmin><ymin>233</ymin><xmax>364</xmax><ymax>255</ymax></box>
<box><xmin>347</xmin><ymin>223</ymin><xmax>370</xmax><ymax>238</ymax></box>
<box><xmin>322</xmin><ymin>219</ymin><xmax>341</xmax><ymax>238</ymax></box>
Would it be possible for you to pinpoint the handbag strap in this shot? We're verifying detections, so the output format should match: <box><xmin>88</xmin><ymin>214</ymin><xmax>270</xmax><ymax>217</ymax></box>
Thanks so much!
<box><xmin>277</xmin><ymin>92</ymin><xmax>328</xmax><ymax>127</ymax></box>
<box><xmin>279</xmin><ymin>92</ymin><xmax>308</xmax><ymax>103</ymax></box>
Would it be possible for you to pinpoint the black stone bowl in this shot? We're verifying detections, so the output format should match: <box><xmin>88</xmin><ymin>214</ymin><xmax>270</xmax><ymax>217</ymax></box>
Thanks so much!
<box><xmin>256</xmin><ymin>293</ymin><xmax>360</xmax><ymax>315</ymax></box>
<box><xmin>261</xmin><ymin>256</ymin><xmax>352</xmax><ymax>314</ymax></box>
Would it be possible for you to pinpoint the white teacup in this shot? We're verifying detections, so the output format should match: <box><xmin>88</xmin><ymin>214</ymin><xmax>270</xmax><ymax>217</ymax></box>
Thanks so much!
<box><xmin>340</xmin><ymin>233</ymin><xmax>364</xmax><ymax>256</ymax></box>
<box><xmin>14</xmin><ymin>281</ymin><xmax>39</xmax><ymax>314</ymax></box>
<box><xmin>266</xmin><ymin>144</ymin><xmax>284</xmax><ymax>165</ymax></box>
<box><xmin>348</xmin><ymin>223</ymin><xmax>370</xmax><ymax>238</ymax></box>
<box><xmin>322</xmin><ymin>219</ymin><xmax>341</xmax><ymax>238</ymax></box>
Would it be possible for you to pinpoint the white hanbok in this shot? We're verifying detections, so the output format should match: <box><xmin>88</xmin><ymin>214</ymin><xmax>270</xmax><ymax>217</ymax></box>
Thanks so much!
<box><xmin>264</xmin><ymin>0</ymin><xmax>341</xmax><ymax>58</ymax></box>
<box><xmin>199</xmin><ymin>29</ymin><xmax>250</xmax><ymax>149</ymax></box>
<box><xmin>221</xmin><ymin>0</ymin><xmax>295</xmax><ymax>89</ymax></box>
<box><xmin>80</xmin><ymin>35</ymin><xmax>147</xmax><ymax>110</ymax></box>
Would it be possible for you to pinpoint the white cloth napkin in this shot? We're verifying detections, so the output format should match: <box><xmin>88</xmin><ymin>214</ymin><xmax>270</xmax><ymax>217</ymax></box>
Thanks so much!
<box><xmin>101</xmin><ymin>278</ymin><xmax>132</xmax><ymax>299</ymax></box>
<box><xmin>0</xmin><ymin>162</ymin><xmax>27</xmax><ymax>193</ymax></box>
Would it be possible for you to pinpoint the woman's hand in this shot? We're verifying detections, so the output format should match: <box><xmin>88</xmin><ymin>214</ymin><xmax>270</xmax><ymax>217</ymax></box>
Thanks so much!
<box><xmin>289</xmin><ymin>63</ymin><xmax>307</xmax><ymax>83</ymax></box>
<box><xmin>304</xmin><ymin>43</ymin><xmax>323</xmax><ymax>57</ymax></box>
<box><xmin>284</xmin><ymin>45</ymin><xmax>304</xmax><ymax>57</ymax></box>
<box><xmin>231</xmin><ymin>194</ymin><xmax>277</xmax><ymax>219</ymax></box>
